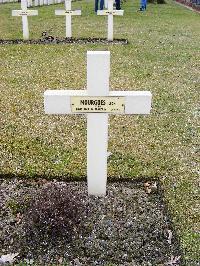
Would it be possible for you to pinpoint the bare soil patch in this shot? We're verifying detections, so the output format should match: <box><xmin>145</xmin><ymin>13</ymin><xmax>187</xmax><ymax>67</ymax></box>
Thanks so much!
<box><xmin>0</xmin><ymin>178</ymin><xmax>182</xmax><ymax>265</ymax></box>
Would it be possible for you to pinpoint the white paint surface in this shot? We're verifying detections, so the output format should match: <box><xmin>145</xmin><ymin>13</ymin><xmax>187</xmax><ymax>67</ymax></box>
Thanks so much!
<box><xmin>55</xmin><ymin>0</ymin><xmax>81</xmax><ymax>38</ymax></box>
<box><xmin>44</xmin><ymin>90</ymin><xmax>152</xmax><ymax>115</ymax></box>
<box><xmin>44</xmin><ymin>51</ymin><xmax>152</xmax><ymax>196</ymax></box>
<box><xmin>86</xmin><ymin>51</ymin><xmax>109</xmax><ymax>196</ymax></box>
<box><xmin>97</xmin><ymin>0</ymin><xmax>124</xmax><ymax>41</ymax></box>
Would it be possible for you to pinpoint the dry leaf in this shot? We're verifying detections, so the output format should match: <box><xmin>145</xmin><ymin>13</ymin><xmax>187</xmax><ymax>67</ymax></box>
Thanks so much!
<box><xmin>167</xmin><ymin>229</ymin><xmax>173</xmax><ymax>244</ymax></box>
<box><xmin>0</xmin><ymin>253</ymin><xmax>19</xmax><ymax>264</ymax></box>
<box><xmin>144</xmin><ymin>182</ymin><xmax>152</xmax><ymax>194</ymax></box>
<box><xmin>24</xmin><ymin>258</ymin><xmax>34</xmax><ymax>265</ymax></box>
<box><xmin>144</xmin><ymin>182</ymin><xmax>157</xmax><ymax>194</ymax></box>
<box><xmin>16</xmin><ymin>213</ymin><xmax>23</xmax><ymax>224</ymax></box>
<box><xmin>74</xmin><ymin>258</ymin><xmax>82</xmax><ymax>266</ymax></box>
<box><xmin>151</xmin><ymin>182</ymin><xmax>157</xmax><ymax>191</ymax></box>
<box><xmin>166</xmin><ymin>255</ymin><xmax>181</xmax><ymax>265</ymax></box>
<box><xmin>58</xmin><ymin>257</ymin><xmax>63</xmax><ymax>264</ymax></box>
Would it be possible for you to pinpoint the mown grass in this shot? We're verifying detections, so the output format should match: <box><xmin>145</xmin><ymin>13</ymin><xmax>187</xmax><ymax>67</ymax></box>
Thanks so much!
<box><xmin>0</xmin><ymin>0</ymin><xmax>199</xmax><ymax>264</ymax></box>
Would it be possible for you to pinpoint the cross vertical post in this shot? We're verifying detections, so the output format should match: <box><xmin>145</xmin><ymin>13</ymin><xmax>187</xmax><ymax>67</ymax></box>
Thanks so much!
<box><xmin>87</xmin><ymin>51</ymin><xmax>110</xmax><ymax>196</ymax></box>
<box><xmin>97</xmin><ymin>0</ymin><xmax>124</xmax><ymax>41</ymax></box>
<box><xmin>21</xmin><ymin>0</ymin><xmax>29</xmax><ymax>40</ymax></box>
<box><xmin>107</xmin><ymin>0</ymin><xmax>113</xmax><ymax>41</ymax></box>
<box><xmin>65</xmin><ymin>0</ymin><xmax>72</xmax><ymax>38</ymax></box>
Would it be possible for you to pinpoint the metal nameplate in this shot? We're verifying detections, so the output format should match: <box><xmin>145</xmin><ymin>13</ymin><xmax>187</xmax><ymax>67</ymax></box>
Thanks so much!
<box><xmin>71</xmin><ymin>96</ymin><xmax>125</xmax><ymax>113</ymax></box>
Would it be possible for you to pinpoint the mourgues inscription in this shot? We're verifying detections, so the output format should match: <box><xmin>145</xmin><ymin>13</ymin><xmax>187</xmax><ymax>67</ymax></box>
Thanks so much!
<box><xmin>71</xmin><ymin>96</ymin><xmax>125</xmax><ymax>113</ymax></box>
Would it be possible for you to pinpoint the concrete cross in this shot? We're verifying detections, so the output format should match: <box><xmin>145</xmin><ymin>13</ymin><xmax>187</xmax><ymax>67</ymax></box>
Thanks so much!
<box><xmin>12</xmin><ymin>0</ymin><xmax>38</xmax><ymax>40</ymax></box>
<box><xmin>97</xmin><ymin>0</ymin><xmax>124</xmax><ymax>41</ymax></box>
<box><xmin>55</xmin><ymin>0</ymin><xmax>81</xmax><ymax>38</ymax></box>
<box><xmin>44</xmin><ymin>51</ymin><xmax>152</xmax><ymax>196</ymax></box>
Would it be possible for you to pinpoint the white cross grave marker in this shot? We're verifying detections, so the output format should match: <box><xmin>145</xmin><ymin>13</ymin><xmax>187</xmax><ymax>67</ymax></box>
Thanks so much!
<box><xmin>97</xmin><ymin>0</ymin><xmax>124</xmax><ymax>41</ymax></box>
<box><xmin>44</xmin><ymin>51</ymin><xmax>152</xmax><ymax>196</ymax></box>
<box><xmin>12</xmin><ymin>0</ymin><xmax>38</xmax><ymax>40</ymax></box>
<box><xmin>55</xmin><ymin>0</ymin><xmax>81</xmax><ymax>38</ymax></box>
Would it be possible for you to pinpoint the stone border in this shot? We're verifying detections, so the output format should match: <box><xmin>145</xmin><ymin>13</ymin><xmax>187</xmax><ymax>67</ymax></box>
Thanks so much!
<box><xmin>0</xmin><ymin>37</ymin><xmax>129</xmax><ymax>45</ymax></box>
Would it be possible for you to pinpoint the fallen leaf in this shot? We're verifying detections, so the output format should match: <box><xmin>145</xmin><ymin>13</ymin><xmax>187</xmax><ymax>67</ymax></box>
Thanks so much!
<box><xmin>144</xmin><ymin>182</ymin><xmax>157</xmax><ymax>194</ymax></box>
<box><xmin>74</xmin><ymin>258</ymin><xmax>82</xmax><ymax>266</ymax></box>
<box><xmin>58</xmin><ymin>257</ymin><xmax>63</xmax><ymax>264</ymax></box>
<box><xmin>166</xmin><ymin>255</ymin><xmax>181</xmax><ymax>265</ymax></box>
<box><xmin>24</xmin><ymin>258</ymin><xmax>34</xmax><ymax>265</ymax></box>
<box><xmin>144</xmin><ymin>182</ymin><xmax>152</xmax><ymax>194</ymax></box>
<box><xmin>151</xmin><ymin>182</ymin><xmax>157</xmax><ymax>191</ymax></box>
<box><xmin>167</xmin><ymin>229</ymin><xmax>173</xmax><ymax>244</ymax></box>
<box><xmin>16</xmin><ymin>213</ymin><xmax>23</xmax><ymax>224</ymax></box>
<box><xmin>0</xmin><ymin>253</ymin><xmax>19</xmax><ymax>264</ymax></box>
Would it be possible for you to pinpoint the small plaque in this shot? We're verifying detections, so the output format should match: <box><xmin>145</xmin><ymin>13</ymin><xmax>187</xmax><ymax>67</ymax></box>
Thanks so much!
<box><xmin>71</xmin><ymin>96</ymin><xmax>125</xmax><ymax>113</ymax></box>
<box><xmin>20</xmin><ymin>11</ymin><xmax>28</xmax><ymax>16</ymax></box>
<box><xmin>20</xmin><ymin>11</ymin><xmax>28</xmax><ymax>15</ymax></box>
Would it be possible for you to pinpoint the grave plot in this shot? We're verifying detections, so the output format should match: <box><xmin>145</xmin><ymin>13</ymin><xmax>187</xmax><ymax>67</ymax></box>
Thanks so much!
<box><xmin>0</xmin><ymin>178</ymin><xmax>182</xmax><ymax>265</ymax></box>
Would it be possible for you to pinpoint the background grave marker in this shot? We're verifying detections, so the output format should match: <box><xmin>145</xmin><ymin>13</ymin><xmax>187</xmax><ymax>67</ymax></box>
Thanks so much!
<box><xmin>55</xmin><ymin>0</ymin><xmax>81</xmax><ymax>38</ymax></box>
<box><xmin>97</xmin><ymin>0</ymin><xmax>124</xmax><ymax>41</ymax></box>
<box><xmin>12</xmin><ymin>0</ymin><xmax>38</xmax><ymax>40</ymax></box>
<box><xmin>44</xmin><ymin>51</ymin><xmax>152</xmax><ymax>196</ymax></box>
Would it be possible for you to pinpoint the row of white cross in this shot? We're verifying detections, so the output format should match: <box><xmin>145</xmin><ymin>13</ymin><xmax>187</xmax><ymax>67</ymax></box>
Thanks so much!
<box><xmin>1</xmin><ymin>0</ymin><xmax>109</xmax><ymax>6</ymax></box>
<box><xmin>44</xmin><ymin>51</ymin><xmax>152</xmax><ymax>196</ymax></box>
<box><xmin>12</xmin><ymin>0</ymin><xmax>124</xmax><ymax>40</ymax></box>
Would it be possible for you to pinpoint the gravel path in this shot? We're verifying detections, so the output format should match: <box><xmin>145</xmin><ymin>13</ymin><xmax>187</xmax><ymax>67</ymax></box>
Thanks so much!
<box><xmin>0</xmin><ymin>179</ymin><xmax>181</xmax><ymax>265</ymax></box>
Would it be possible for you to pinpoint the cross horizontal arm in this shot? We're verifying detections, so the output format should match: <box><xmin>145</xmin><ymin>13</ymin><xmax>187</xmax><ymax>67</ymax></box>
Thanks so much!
<box><xmin>12</xmin><ymin>10</ymin><xmax>38</xmax><ymax>16</ymax></box>
<box><xmin>44</xmin><ymin>90</ymin><xmax>152</xmax><ymax>115</ymax></box>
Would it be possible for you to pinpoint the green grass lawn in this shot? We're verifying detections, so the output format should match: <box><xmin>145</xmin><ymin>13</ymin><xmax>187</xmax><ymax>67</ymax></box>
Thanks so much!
<box><xmin>0</xmin><ymin>0</ymin><xmax>199</xmax><ymax>264</ymax></box>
